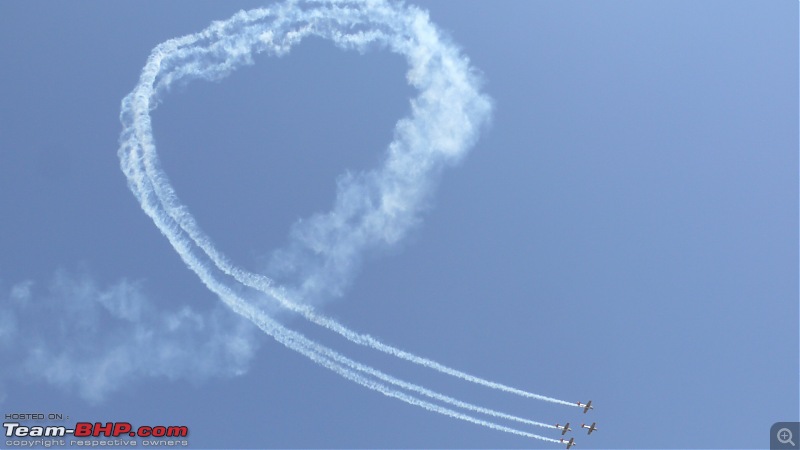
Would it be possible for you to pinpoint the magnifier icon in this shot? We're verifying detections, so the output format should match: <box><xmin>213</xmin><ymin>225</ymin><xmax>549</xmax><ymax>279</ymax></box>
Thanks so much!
<box><xmin>778</xmin><ymin>428</ymin><xmax>796</xmax><ymax>446</ymax></box>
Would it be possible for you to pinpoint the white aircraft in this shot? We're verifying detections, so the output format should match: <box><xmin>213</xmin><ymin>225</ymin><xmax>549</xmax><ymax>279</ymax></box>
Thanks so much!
<box><xmin>555</xmin><ymin>423</ymin><xmax>572</xmax><ymax>435</ymax></box>
<box><xmin>576</xmin><ymin>400</ymin><xmax>593</xmax><ymax>413</ymax></box>
<box><xmin>560</xmin><ymin>437</ymin><xmax>576</xmax><ymax>449</ymax></box>
<box><xmin>581</xmin><ymin>422</ymin><xmax>598</xmax><ymax>435</ymax></box>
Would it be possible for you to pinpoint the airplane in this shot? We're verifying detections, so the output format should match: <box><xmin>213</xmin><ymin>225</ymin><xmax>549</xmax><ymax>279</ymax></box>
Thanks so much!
<box><xmin>559</xmin><ymin>437</ymin><xmax>576</xmax><ymax>449</ymax></box>
<box><xmin>576</xmin><ymin>400</ymin><xmax>593</xmax><ymax>413</ymax></box>
<box><xmin>555</xmin><ymin>423</ymin><xmax>572</xmax><ymax>435</ymax></box>
<box><xmin>581</xmin><ymin>422</ymin><xmax>598</xmax><ymax>435</ymax></box>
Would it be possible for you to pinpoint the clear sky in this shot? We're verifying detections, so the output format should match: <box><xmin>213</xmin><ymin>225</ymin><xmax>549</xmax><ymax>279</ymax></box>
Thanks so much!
<box><xmin>0</xmin><ymin>1</ymin><xmax>797</xmax><ymax>449</ymax></box>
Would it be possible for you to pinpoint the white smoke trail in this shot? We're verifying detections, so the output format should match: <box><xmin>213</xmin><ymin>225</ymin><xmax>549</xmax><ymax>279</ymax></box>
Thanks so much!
<box><xmin>124</xmin><ymin>0</ymin><xmax>576</xmax><ymax>410</ymax></box>
<box><xmin>120</xmin><ymin>159</ymin><xmax>558</xmax><ymax>442</ymax></box>
<box><xmin>119</xmin><ymin>0</ymin><xmax>573</xmax><ymax>440</ymax></box>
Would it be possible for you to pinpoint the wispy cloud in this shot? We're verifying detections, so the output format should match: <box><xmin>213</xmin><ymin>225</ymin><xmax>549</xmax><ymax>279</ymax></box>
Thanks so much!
<box><xmin>1</xmin><ymin>270</ymin><xmax>258</xmax><ymax>403</ymax></box>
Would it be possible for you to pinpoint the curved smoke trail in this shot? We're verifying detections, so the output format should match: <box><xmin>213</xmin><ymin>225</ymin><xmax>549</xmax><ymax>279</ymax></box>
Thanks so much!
<box><xmin>122</xmin><ymin>156</ymin><xmax>557</xmax><ymax>439</ymax></box>
<box><xmin>132</xmin><ymin>0</ymin><xmax>575</xmax><ymax>409</ymax></box>
<box><xmin>119</xmin><ymin>0</ymin><xmax>571</xmax><ymax>442</ymax></box>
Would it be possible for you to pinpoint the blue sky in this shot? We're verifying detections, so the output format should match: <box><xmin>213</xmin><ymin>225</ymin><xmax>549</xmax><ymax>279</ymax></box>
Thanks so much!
<box><xmin>0</xmin><ymin>1</ymin><xmax>797</xmax><ymax>449</ymax></box>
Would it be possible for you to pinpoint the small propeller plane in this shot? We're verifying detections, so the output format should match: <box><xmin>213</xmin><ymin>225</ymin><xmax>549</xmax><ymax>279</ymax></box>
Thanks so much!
<box><xmin>555</xmin><ymin>423</ymin><xmax>572</xmax><ymax>435</ymax></box>
<box><xmin>576</xmin><ymin>400</ymin><xmax>593</xmax><ymax>413</ymax></box>
<box><xmin>581</xmin><ymin>422</ymin><xmax>598</xmax><ymax>435</ymax></box>
<box><xmin>559</xmin><ymin>437</ymin><xmax>576</xmax><ymax>449</ymax></box>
